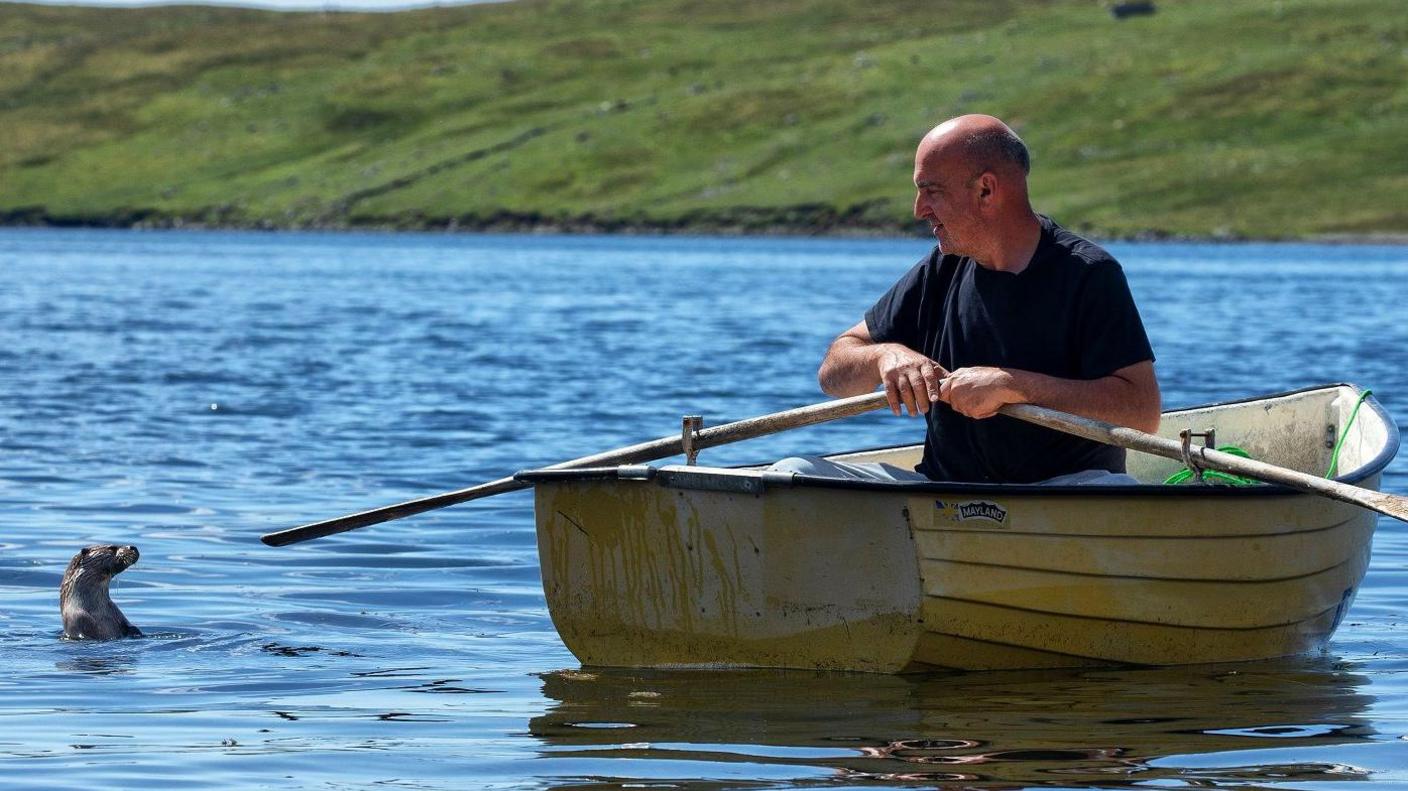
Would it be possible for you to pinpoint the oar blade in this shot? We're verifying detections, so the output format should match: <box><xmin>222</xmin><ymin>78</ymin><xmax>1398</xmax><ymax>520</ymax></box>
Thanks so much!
<box><xmin>261</xmin><ymin>510</ymin><xmax>388</xmax><ymax>547</ymax></box>
<box><xmin>261</xmin><ymin>477</ymin><xmax>523</xmax><ymax>547</ymax></box>
<box><xmin>1358</xmin><ymin>489</ymin><xmax>1408</xmax><ymax>524</ymax></box>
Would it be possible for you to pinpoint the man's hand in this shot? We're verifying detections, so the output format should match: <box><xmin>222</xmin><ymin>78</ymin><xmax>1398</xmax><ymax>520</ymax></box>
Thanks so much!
<box><xmin>822</xmin><ymin>319</ymin><xmax>1161</xmax><ymax>431</ymax></box>
<box><xmin>938</xmin><ymin>366</ymin><xmax>1020</xmax><ymax>419</ymax></box>
<box><xmin>817</xmin><ymin>320</ymin><xmax>949</xmax><ymax>416</ymax></box>
<box><xmin>879</xmin><ymin>346</ymin><xmax>947</xmax><ymax>417</ymax></box>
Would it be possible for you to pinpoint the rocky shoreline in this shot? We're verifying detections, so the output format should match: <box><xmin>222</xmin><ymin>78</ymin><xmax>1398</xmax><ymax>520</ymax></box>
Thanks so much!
<box><xmin>0</xmin><ymin>203</ymin><xmax>910</xmax><ymax>237</ymax></box>
<box><xmin>2</xmin><ymin>206</ymin><xmax>1403</xmax><ymax>245</ymax></box>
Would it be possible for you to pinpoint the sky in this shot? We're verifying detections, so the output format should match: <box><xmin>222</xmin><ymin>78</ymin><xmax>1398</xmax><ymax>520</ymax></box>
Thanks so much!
<box><xmin>18</xmin><ymin>0</ymin><xmax>500</xmax><ymax>10</ymax></box>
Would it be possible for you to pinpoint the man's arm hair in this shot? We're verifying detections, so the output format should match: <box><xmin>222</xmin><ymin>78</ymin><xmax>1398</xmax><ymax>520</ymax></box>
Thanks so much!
<box><xmin>1006</xmin><ymin>360</ymin><xmax>1161</xmax><ymax>434</ymax></box>
<box><xmin>818</xmin><ymin>321</ymin><xmax>886</xmax><ymax>397</ymax></box>
<box><xmin>821</xmin><ymin>321</ymin><xmax>947</xmax><ymax>416</ymax></box>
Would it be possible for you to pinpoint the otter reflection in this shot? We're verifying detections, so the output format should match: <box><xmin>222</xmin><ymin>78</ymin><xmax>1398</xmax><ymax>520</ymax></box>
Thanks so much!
<box><xmin>529</xmin><ymin>660</ymin><xmax>1373</xmax><ymax>788</ymax></box>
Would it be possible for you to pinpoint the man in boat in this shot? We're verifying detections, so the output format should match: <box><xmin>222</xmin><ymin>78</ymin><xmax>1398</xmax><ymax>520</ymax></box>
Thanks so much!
<box><xmin>779</xmin><ymin>114</ymin><xmax>1160</xmax><ymax>484</ymax></box>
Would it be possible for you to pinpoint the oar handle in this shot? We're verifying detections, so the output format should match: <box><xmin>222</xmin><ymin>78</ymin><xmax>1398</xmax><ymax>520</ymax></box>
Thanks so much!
<box><xmin>261</xmin><ymin>391</ymin><xmax>892</xmax><ymax>547</ymax></box>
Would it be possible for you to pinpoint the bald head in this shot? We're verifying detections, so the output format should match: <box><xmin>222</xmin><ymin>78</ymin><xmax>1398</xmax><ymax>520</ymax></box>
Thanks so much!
<box><xmin>918</xmin><ymin>114</ymin><xmax>1030</xmax><ymax>179</ymax></box>
<box><xmin>912</xmin><ymin>115</ymin><xmax>1040</xmax><ymax>270</ymax></box>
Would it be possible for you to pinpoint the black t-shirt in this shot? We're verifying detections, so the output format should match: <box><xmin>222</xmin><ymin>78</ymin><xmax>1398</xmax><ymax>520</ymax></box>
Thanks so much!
<box><xmin>865</xmin><ymin>215</ymin><xmax>1154</xmax><ymax>483</ymax></box>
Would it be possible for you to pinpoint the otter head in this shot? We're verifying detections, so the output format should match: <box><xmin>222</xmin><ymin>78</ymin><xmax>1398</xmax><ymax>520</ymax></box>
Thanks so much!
<box><xmin>65</xmin><ymin>544</ymin><xmax>140</xmax><ymax>581</ymax></box>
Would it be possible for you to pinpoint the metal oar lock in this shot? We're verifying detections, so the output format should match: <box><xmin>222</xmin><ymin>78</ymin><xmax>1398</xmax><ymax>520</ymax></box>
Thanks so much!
<box><xmin>1178</xmin><ymin>427</ymin><xmax>1216</xmax><ymax>483</ymax></box>
<box><xmin>681</xmin><ymin>415</ymin><xmax>703</xmax><ymax>465</ymax></box>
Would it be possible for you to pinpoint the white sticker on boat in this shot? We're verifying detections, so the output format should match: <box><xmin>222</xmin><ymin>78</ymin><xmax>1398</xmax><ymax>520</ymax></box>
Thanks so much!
<box><xmin>935</xmin><ymin>499</ymin><xmax>1009</xmax><ymax>527</ymax></box>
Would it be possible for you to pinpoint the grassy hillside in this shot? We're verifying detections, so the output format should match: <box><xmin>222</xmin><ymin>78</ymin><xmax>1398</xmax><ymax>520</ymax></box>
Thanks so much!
<box><xmin>1</xmin><ymin>0</ymin><xmax>1405</xmax><ymax>238</ymax></box>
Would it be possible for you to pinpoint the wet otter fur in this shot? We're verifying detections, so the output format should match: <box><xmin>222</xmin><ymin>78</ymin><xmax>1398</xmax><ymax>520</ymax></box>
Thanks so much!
<box><xmin>60</xmin><ymin>545</ymin><xmax>142</xmax><ymax>640</ymax></box>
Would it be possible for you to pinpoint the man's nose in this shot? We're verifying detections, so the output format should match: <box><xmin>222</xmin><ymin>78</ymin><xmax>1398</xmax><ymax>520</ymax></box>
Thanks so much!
<box><xmin>913</xmin><ymin>192</ymin><xmax>926</xmax><ymax>219</ymax></box>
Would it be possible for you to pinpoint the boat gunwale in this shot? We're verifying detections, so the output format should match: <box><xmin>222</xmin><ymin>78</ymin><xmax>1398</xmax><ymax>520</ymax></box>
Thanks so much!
<box><xmin>516</xmin><ymin>383</ymin><xmax>1399</xmax><ymax>498</ymax></box>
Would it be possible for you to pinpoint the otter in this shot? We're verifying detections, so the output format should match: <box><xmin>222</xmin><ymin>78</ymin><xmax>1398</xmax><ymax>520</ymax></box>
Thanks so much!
<box><xmin>60</xmin><ymin>545</ymin><xmax>142</xmax><ymax>640</ymax></box>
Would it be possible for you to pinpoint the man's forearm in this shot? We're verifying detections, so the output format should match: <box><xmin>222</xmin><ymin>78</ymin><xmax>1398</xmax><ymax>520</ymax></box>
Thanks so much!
<box><xmin>818</xmin><ymin>337</ymin><xmax>886</xmax><ymax>397</ymax></box>
<box><xmin>1005</xmin><ymin>367</ymin><xmax>1161</xmax><ymax>433</ymax></box>
<box><xmin>821</xmin><ymin>325</ymin><xmax>949</xmax><ymax>417</ymax></box>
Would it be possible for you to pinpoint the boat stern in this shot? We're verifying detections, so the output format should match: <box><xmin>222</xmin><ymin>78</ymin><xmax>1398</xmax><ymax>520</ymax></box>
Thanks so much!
<box><xmin>526</xmin><ymin>466</ymin><xmax>929</xmax><ymax>673</ymax></box>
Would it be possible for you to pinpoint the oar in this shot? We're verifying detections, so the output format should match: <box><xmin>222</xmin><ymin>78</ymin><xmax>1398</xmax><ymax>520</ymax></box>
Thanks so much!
<box><xmin>262</xmin><ymin>392</ymin><xmax>1408</xmax><ymax>548</ymax></box>
<box><xmin>1003</xmin><ymin>403</ymin><xmax>1408</xmax><ymax>523</ymax></box>
<box><xmin>260</xmin><ymin>391</ymin><xmax>896</xmax><ymax>546</ymax></box>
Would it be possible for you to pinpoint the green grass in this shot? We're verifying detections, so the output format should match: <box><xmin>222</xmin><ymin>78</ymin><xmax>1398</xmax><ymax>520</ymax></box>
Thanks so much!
<box><xmin>1</xmin><ymin>0</ymin><xmax>1405</xmax><ymax>237</ymax></box>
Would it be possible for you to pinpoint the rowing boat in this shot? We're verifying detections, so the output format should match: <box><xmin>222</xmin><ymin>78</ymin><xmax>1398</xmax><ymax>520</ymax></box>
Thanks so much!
<box><xmin>518</xmin><ymin>384</ymin><xmax>1399</xmax><ymax>672</ymax></box>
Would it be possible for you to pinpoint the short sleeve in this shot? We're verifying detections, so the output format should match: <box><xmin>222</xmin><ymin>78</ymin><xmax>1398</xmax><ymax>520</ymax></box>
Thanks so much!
<box><xmin>1075</xmin><ymin>261</ymin><xmax>1155</xmax><ymax>379</ymax></box>
<box><xmin>864</xmin><ymin>256</ymin><xmax>930</xmax><ymax>351</ymax></box>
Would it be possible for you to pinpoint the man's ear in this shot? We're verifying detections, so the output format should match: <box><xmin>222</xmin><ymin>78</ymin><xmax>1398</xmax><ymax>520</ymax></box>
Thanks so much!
<box><xmin>976</xmin><ymin>171</ymin><xmax>997</xmax><ymax>203</ymax></box>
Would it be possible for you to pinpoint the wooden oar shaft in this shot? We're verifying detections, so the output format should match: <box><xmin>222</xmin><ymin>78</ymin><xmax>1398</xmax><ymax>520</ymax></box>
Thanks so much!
<box><xmin>1003</xmin><ymin>403</ymin><xmax>1408</xmax><ymax>523</ymax></box>
<box><xmin>261</xmin><ymin>391</ymin><xmax>892</xmax><ymax>546</ymax></box>
<box><xmin>264</xmin><ymin>392</ymin><xmax>1406</xmax><ymax>548</ymax></box>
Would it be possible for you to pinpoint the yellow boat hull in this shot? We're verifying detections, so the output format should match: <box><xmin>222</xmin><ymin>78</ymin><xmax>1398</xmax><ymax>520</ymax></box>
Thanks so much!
<box><xmin>526</xmin><ymin>384</ymin><xmax>1397</xmax><ymax>672</ymax></box>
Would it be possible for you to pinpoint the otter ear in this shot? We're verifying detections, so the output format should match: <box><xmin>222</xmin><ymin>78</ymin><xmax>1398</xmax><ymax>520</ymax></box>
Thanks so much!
<box><xmin>79</xmin><ymin>547</ymin><xmax>90</xmax><ymax>557</ymax></box>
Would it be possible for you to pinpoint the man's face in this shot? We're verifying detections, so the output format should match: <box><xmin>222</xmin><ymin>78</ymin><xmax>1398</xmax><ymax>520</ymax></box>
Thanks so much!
<box><xmin>912</xmin><ymin>151</ymin><xmax>981</xmax><ymax>257</ymax></box>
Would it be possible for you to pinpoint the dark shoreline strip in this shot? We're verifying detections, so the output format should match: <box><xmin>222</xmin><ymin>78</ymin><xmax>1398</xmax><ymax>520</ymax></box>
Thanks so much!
<box><xmin>0</xmin><ymin>201</ymin><xmax>916</xmax><ymax>237</ymax></box>
<box><xmin>1</xmin><ymin>205</ymin><xmax>1347</xmax><ymax>243</ymax></box>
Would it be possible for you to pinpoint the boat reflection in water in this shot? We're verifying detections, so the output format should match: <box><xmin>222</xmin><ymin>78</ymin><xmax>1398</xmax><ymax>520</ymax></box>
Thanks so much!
<box><xmin>530</xmin><ymin>659</ymin><xmax>1374</xmax><ymax>787</ymax></box>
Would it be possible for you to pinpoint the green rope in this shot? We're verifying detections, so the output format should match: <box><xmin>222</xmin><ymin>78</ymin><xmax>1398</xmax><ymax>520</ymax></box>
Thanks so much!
<box><xmin>1162</xmin><ymin>388</ymin><xmax>1374</xmax><ymax>486</ymax></box>
<box><xmin>1163</xmin><ymin>446</ymin><xmax>1259</xmax><ymax>486</ymax></box>
<box><xmin>1325</xmin><ymin>389</ymin><xmax>1373</xmax><ymax>478</ymax></box>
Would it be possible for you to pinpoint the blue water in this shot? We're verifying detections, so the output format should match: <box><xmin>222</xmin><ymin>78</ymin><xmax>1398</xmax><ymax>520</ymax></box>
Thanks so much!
<box><xmin>1</xmin><ymin>228</ymin><xmax>1406</xmax><ymax>789</ymax></box>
